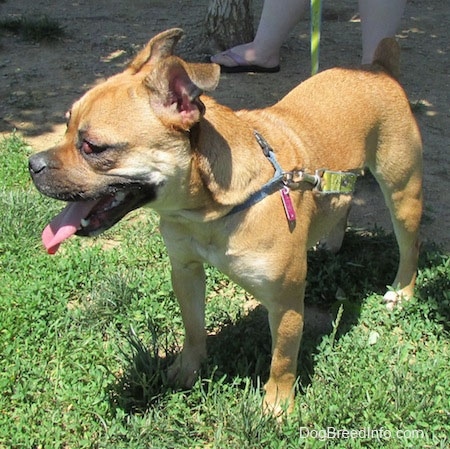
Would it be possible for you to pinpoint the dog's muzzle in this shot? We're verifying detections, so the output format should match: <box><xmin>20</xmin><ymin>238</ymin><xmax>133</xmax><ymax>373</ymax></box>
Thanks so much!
<box><xmin>29</xmin><ymin>150</ymin><xmax>157</xmax><ymax>254</ymax></box>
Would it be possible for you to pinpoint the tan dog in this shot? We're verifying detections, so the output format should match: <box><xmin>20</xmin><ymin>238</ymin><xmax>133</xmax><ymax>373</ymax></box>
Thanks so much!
<box><xmin>29</xmin><ymin>29</ymin><xmax>422</xmax><ymax>415</ymax></box>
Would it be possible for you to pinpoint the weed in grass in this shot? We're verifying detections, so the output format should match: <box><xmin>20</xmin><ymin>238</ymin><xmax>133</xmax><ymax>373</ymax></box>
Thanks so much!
<box><xmin>0</xmin><ymin>15</ymin><xmax>65</xmax><ymax>42</ymax></box>
<box><xmin>111</xmin><ymin>324</ymin><xmax>174</xmax><ymax>414</ymax></box>
<box><xmin>75</xmin><ymin>270</ymin><xmax>140</xmax><ymax>328</ymax></box>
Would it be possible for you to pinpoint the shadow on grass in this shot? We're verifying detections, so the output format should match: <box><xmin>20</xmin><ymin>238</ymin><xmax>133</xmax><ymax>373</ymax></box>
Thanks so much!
<box><xmin>415</xmin><ymin>246</ymin><xmax>450</xmax><ymax>332</ymax></box>
<box><xmin>108</xmin><ymin>229</ymin><xmax>449</xmax><ymax>414</ymax></box>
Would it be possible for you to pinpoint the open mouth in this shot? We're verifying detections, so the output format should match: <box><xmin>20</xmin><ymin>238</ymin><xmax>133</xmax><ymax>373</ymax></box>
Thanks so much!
<box><xmin>42</xmin><ymin>187</ymin><xmax>155</xmax><ymax>254</ymax></box>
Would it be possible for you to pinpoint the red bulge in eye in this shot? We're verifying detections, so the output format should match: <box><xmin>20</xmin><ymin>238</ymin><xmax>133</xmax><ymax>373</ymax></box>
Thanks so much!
<box><xmin>80</xmin><ymin>140</ymin><xmax>106</xmax><ymax>155</ymax></box>
<box><xmin>81</xmin><ymin>140</ymin><xmax>94</xmax><ymax>154</ymax></box>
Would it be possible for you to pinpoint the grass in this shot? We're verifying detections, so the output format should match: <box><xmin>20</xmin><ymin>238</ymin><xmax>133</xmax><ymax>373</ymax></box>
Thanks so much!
<box><xmin>0</xmin><ymin>133</ymin><xmax>449</xmax><ymax>448</ymax></box>
<box><xmin>0</xmin><ymin>15</ymin><xmax>64</xmax><ymax>42</ymax></box>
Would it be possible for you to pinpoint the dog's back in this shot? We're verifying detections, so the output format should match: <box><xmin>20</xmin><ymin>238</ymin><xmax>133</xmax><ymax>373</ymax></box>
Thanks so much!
<box><xmin>248</xmin><ymin>39</ymin><xmax>416</xmax><ymax>175</ymax></box>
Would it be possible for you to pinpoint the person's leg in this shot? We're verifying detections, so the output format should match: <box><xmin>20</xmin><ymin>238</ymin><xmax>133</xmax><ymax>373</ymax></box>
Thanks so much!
<box><xmin>359</xmin><ymin>0</ymin><xmax>407</xmax><ymax>64</ymax></box>
<box><xmin>211</xmin><ymin>0</ymin><xmax>308</xmax><ymax>69</ymax></box>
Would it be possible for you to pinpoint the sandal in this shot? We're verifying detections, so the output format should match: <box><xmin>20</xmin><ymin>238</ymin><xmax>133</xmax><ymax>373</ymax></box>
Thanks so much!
<box><xmin>211</xmin><ymin>49</ymin><xmax>280</xmax><ymax>73</ymax></box>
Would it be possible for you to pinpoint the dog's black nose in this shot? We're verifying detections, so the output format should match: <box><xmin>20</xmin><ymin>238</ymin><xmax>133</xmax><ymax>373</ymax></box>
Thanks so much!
<box><xmin>29</xmin><ymin>153</ymin><xmax>49</xmax><ymax>175</ymax></box>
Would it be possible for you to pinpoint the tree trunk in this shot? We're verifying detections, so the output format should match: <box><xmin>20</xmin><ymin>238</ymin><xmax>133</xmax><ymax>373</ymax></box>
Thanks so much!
<box><xmin>203</xmin><ymin>0</ymin><xmax>254</xmax><ymax>53</ymax></box>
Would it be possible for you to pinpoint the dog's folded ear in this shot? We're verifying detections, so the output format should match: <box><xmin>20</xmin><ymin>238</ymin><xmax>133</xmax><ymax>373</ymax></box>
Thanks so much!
<box><xmin>126</xmin><ymin>28</ymin><xmax>221</xmax><ymax>131</ymax></box>
<box><xmin>126</xmin><ymin>28</ymin><xmax>221</xmax><ymax>88</ymax></box>
<box><xmin>127</xmin><ymin>28</ymin><xmax>185</xmax><ymax>74</ymax></box>
<box><xmin>183</xmin><ymin>62</ymin><xmax>221</xmax><ymax>93</ymax></box>
<box><xmin>145</xmin><ymin>57</ymin><xmax>221</xmax><ymax>131</ymax></box>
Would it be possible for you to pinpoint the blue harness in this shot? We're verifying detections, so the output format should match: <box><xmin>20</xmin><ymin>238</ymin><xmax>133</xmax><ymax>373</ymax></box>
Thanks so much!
<box><xmin>227</xmin><ymin>132</ymin><xmax>291</xmax><ymax>216</ymax></box>
<box><xmin>226</xmin><ymin>131</ymin><xmax>358</xmax><ymax>222</ymax></box>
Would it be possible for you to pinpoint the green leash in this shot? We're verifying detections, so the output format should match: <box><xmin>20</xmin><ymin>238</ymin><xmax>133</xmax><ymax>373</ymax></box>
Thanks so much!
<box><xmin>311</xmin><ymin>0</ymin><xmax>322</xmax><ymax>75</ymax></box>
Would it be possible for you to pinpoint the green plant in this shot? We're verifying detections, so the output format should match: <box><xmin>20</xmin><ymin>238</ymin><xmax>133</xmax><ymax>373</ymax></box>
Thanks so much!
<box><xmin>0</xmin><ymin>15</ymin><xmax>64</xmax><ymax>42</ymax></box>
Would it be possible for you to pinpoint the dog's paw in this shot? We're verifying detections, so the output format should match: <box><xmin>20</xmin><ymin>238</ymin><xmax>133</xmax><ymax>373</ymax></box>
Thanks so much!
<box><xmin>263</xmin><ymin>397</ymin><xmax>292</xmax><ymax>421</ymax></box>
<box><xmin>263</xmin><ymin>380</ymin><xmax>295</xmax><ymax>419</ymax></box>
<box><xmin>383</xmin><ymin>289</ymin><xmax>409</xmax><ymax>311</ymax></box>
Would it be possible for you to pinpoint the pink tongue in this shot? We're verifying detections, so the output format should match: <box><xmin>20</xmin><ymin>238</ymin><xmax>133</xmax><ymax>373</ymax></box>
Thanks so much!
<box><xmin>42</xmin><ymin>200</ymin><xmax>98</xmax><ymax>254</ymax></box>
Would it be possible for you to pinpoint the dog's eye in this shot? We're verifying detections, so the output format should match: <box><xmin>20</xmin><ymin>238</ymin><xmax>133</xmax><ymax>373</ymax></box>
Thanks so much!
<box><xmin>81</xmin><ymin>139</ymin><xmax>107</xmax><ymax>155</ymax></box>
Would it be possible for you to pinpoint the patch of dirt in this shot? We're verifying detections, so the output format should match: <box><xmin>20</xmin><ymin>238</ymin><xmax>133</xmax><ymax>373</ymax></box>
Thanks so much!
<box><xmin>1</xmin><ymin>0</ymin><xmax>448</xmax><ymax>251</ymax></box>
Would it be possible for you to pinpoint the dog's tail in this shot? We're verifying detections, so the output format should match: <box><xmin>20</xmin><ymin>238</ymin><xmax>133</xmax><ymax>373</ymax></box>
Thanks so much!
<box><xmin>372</xmin><ymin>38</ymin><xmax>400</xmax><ymax>80</ymax></box>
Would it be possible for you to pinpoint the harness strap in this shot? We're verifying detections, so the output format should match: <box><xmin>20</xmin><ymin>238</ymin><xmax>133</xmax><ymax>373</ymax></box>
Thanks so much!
<box><xmin>227</xmin><ymin>131</ymin><xmax>358</xmax><ymax>218</ymax></box>
<box><xmin>227</xmin><ymin>132</ymin><xmax>284</xmax><ymax>215</ymax></box>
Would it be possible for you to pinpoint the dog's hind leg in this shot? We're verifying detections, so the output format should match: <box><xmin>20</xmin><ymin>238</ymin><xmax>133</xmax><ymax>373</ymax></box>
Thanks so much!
<box><xmin>370</xmin><ymin>133</ymin><xmax>423</xmax><ymax>308</ymax></box>
<box><xmin>381</xmin><ymin>180</ymin><xmax>422</xmax><ymax>309</ymax></box>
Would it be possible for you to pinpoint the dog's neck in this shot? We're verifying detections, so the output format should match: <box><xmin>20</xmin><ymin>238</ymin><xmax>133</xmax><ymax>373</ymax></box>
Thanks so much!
<box><xmin>191</xmin><ymin>98</ymin><xmax>276</xmax><ymax>210</ymax></box>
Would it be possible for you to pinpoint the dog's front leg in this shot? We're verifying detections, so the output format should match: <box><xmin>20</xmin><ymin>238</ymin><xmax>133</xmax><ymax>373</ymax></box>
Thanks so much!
<box><xmin>167</xmin><ymin>261</ymin><xmax>207</xmax><ymax>388</ymax></box>
<box><xmin>264</xmin><ymin>287</ymin><xmax>305</xmax><ymax>416</ymax></box>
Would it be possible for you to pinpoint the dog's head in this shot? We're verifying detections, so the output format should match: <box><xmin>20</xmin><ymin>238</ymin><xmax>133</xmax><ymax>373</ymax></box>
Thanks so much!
<box><xmin>29</xmin><ymin>28</ymin><xmax>220</xmax><ymax>253</ymax></box>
